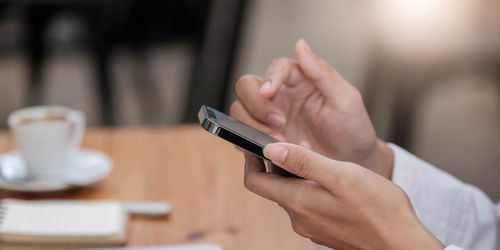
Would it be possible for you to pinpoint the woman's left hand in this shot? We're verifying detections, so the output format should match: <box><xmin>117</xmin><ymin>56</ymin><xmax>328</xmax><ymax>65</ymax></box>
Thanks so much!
<box><xmin>244</xmin><ymin>143</ymin><xmax>444</xmax><ymax>250</ymax></box>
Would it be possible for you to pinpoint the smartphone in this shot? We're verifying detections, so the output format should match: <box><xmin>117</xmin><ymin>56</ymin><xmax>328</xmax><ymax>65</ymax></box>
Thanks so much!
<box><xmin>198</xmin><ymin>105</ymin><xmax>296</xmax><ymax>177</ymax></box>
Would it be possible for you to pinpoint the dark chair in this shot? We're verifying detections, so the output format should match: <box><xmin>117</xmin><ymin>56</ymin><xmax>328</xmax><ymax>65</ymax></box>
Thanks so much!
<box><xmin>3</xmin><ymin>0</ymin><xmax>247</xmax><ymax>125</ymax></box>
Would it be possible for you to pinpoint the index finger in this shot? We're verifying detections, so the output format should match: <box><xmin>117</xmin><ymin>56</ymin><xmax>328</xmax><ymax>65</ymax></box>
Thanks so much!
<box><xmin>234</xmin><ymin>75</ymin><xmax>286</xmax><ymax>129</ymax></box>
<box><xmin>261</xmin><ymin>58</ymin><xmax>306</xmax><ymax>98</ymax></box>
<box><xmin>243</xmin><ymin>152</ymin><xmax>299</xmax><ymax>204</ymax></box>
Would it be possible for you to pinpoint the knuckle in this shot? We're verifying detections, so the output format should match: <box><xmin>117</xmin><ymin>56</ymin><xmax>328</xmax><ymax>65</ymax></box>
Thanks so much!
<box><xmin>243</xmin><ymin>174</ymin><xmax>254</xmax><ymax>192</ymax></box>
<box><xmin>310</xmin><ymin>238</ymin><xmax>325</xmax><ymax>246</ymax></box>
<box><xmin>336</xmin><ymin>166</ymin><xmax>359</xmax><ymax>189</ymax></box>
<box><xmin>290</xmin><ymin>221</ymin><xmax>308</xmax><ymax>238</ymax></box>
<box><xmin>243</xmin><ymin>163</ymin><xmax>255</xmax><ymax>191</ymax></box>
<box><xmin>234</xmin><ymin>74</ymin><xmax>254</xmax><ymax>94</ymax></box>
<box><xmin>243</xmin><ymin>177</ymin><xmax>251</xmax><ymax>190</ymax></box>
<box><xmin>289</xmin><ymin>194</ymin><xmax>308</xmax><ymax>216</ymax></box>
<box><xmin>282</xmin><ymin>185</ymin><xmax>300</xmax><ymax>207</ymax></box>
<box><xmin>271</xmin><ymin>57</ymin><xmax>289</xmax><ymax>65</ymax></box>
<box><xmin>282</xmin><ymin>188</ymin><xmax>294</xmax><ymax>205</ymax></box>
<box><xmin>290</xmin><ymin>221</ymin><xmax>304</xmax><ymax>235</ymax></box>
<box><xmin>269</xmin><ymin>57</ymin><xmax>294</xmax><ymax>73</ymax></box>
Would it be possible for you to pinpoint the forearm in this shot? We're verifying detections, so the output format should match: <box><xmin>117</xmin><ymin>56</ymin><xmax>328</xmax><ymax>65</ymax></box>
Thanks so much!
<box><xmin>380</xmin><ymin>218</ymin><xmax>445</xmax><ymax>250</ymax></box>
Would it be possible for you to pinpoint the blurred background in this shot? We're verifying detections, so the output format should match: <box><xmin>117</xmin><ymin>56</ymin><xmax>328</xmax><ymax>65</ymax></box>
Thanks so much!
<box><xmin>1</xmin><ymin>0</ymin><xmax>500</xmax><ymax>199</ymax></box>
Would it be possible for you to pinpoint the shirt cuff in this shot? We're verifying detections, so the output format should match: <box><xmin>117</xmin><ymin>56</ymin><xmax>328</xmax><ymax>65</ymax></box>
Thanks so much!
<box><xmin>444</xmin><ymin>245</ymin><xmax>464</xmax><ymax>250</ymax></box>
<box><xmin>388</xmin><ymin>143</ymin><xmax>418</xmax><ymax>198</ymax></box>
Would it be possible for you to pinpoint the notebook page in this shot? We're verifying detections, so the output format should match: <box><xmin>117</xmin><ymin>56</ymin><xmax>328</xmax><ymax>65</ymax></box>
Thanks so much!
<box><xmin>0</xmin><ymin>199</ymin><xmax>126</xmax><ymax>236</ymax></box>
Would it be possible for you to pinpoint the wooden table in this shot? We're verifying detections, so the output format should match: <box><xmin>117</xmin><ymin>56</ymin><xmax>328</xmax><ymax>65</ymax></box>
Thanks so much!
<box><xmin>0</xmin><ymin>125</ymin><xmax>315</xmax><ymax>250</ymax></box>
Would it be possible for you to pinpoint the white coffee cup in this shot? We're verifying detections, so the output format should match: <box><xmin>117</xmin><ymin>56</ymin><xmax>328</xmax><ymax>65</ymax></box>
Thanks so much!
<box><xmin>7</xmin><ymin>106</ymin><xmax>86</xmax><ymax>180</ymax></box>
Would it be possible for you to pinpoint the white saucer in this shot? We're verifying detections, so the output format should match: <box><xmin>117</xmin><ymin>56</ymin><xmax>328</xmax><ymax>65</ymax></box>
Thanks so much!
<box><xmin>0</xmin><ymin>149</ymin><xmax>113</xmax><ymax>192</ymax></box>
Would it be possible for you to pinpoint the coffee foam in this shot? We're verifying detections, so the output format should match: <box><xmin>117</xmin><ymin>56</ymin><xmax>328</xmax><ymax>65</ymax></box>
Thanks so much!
<box><xmin>17</xmin><ymin>118</ymin><xmax>70</xmax><ymax>130</ymax></box>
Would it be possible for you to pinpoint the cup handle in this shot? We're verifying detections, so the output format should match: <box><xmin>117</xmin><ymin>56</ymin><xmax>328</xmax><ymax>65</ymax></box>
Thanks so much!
<box><xmin>68</xmin><ymin>110</ymin><xmax>86</xmax><ymax>151</ymax></box>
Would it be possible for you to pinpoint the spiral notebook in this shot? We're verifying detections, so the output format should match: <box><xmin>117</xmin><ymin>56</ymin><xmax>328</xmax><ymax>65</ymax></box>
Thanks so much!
<box><xmin>0</xmin><ymin>199</ymin><xmax>128</xmax><ymax>249</ymax></box>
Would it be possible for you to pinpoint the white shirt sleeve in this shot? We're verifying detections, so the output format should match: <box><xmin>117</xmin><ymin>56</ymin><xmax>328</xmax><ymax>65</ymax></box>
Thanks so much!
<box><xmin>389</xmin><ymin>143</ymin><xmax>499</xmax><ymax>250</ymax></box>
<box><xmin>445</xmin><ymin>246</ymin><xmax>466</xmax><ymax>250</ymax></box>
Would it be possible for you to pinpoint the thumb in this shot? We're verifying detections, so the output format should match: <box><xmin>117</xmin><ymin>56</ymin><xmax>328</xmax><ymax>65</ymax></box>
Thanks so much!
<box><xmin>263</xmin><ymin>142</ymin><xmax>341</xmax><ymax>187</ymax></box>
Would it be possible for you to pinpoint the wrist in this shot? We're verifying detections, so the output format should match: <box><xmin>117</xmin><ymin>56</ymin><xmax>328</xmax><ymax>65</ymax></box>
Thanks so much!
<box><xmin>382</xmin><ymin>220</ymin><xmax>445</xmax><ymax>250</ymax></box>
<box><xmin>360</xmin><ymin>139</ymin><xmax>394</xmax><ymax>180</ymax></box>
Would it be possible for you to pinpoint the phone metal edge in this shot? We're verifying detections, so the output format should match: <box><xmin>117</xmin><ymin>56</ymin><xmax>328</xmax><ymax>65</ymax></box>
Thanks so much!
<box><xmin>197</xmin><ymin>105</ymin><xmax>297</xmax><ymax>177</ymax></box>
<box><xmin>198</xmin><ymin>106</ymin><xmax>267</xmax><ymax>158</ymax></box>
<box><xmin>201</xmin><ymin>118</ymin><xmax>221</xmax><ymax>135</ymax></box>
<box><xmin>198</xmin><ymin>106</ymin><xmax>221</xmax><ymax>135</ymax></box>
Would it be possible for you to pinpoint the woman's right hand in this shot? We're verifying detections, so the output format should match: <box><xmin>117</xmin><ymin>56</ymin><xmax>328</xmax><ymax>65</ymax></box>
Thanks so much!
<box><xmin>243</xmin><ymin>142</ymin><xmax>445</xmax><ymax>250</ymax></box>
<box><xmin>230</xmin><ymin>39</ymin><xmax>393</xmax><ymax>179</ymax></box>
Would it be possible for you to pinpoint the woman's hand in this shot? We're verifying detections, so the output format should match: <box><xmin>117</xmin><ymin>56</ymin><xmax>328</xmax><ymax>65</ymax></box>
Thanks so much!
<box><xmin>243</xmin><ymin>143</ymin><xmax>444</xmax><ymax>250</ymax></box>
<box><xmin>230</xmin><ymin>39</ymin><xmax>393</xmax><ymax>179</ymax></box>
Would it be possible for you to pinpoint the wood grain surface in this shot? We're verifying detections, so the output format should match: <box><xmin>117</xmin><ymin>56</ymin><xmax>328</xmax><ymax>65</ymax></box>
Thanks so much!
<box><xmin>0</xmin><ymin>125</ymin><xmax>315</xmax><ymax>250</ymax></box>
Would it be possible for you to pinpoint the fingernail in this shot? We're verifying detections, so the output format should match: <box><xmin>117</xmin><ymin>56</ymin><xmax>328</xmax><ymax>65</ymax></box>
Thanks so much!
<box><xmin>267</xmin><ymin>113</ymin><xmax>286</xmax><ymax>128</ymax></box>
<box><xmin>260</xmin><ymin>81</ymin><xmax>271</xmax><ymax>94</ymax></box>
<box><xmin>264</xmin><ymin>143</ymin><xmax>288</xmax><ymax>163</ymax></box>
